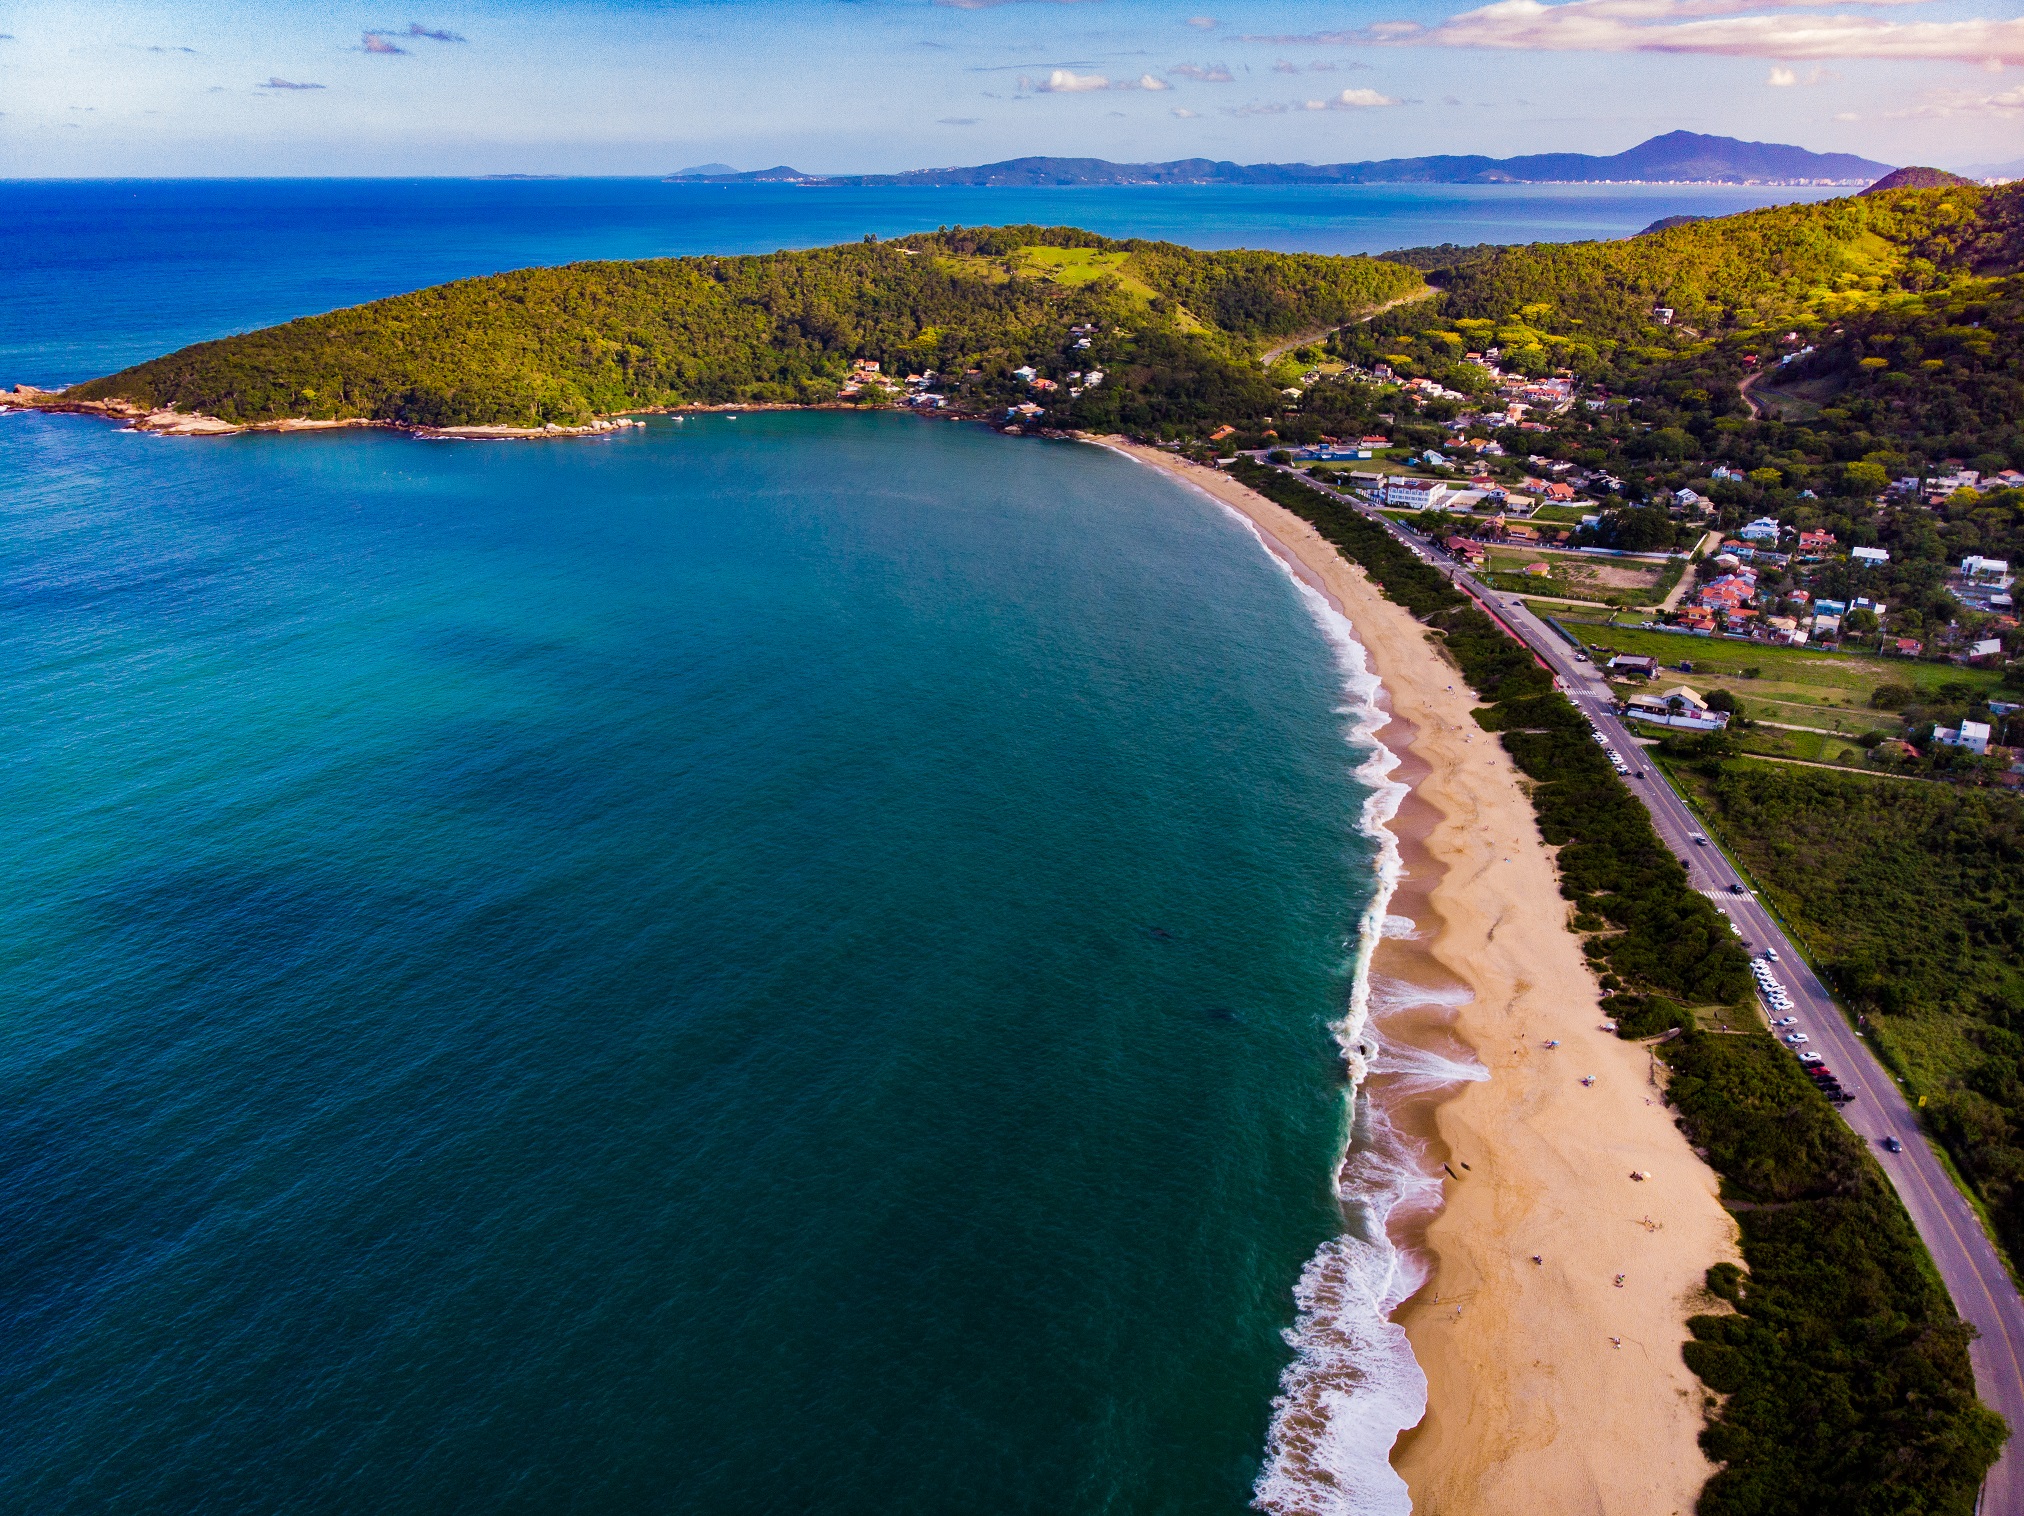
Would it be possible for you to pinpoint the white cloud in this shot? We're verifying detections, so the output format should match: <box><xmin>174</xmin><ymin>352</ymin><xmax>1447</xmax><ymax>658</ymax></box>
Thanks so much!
<box><xmin>1172</xmin><ymin>106</ymin><xmax>1199</xmax><ymax>115</ymax></box>
<box><xmin>1029</xmin><ymin>68</ymin><xmax>1110</xmax><ymax>91</ymax></box>
<box><xmin>1169</xmin><ymin>62</ymin><xmax>1236</xmax><ymax>80</ymax></box>
<box><xmin>1768</xmin><ymin>64</ymin><xmax>1798</xmax><ymax>82</ymax></box>
<box><xmin>1136</xmin><ymin>73</ymin><xmax>1171</xmax><ymax>88</ymax></box>
<box><xmin>1187</xmin><ymin>16</ymin><xmax>1219</xmax><ymax>28</ymax></box>
<box><xmin>1888</xmin><ymin>81</ymin><xmax>2024</xmax><ymax>115</ymax></box>
<box><xmin>1327</xmin><ymin>0</ymin><xmax>2024</xmax><ymax>66</ymax></box>
<box><xmin>1305</xmin><ymin>86</ymin><xmax>1404</xmax><ymax>108</ymax></box>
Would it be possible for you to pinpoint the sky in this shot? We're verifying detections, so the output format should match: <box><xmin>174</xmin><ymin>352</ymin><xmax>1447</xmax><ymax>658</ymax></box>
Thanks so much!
<box><xmin>2</xmin><ymin>0</ymin><xmax>2021</xmax><ymax>176</ymax></box>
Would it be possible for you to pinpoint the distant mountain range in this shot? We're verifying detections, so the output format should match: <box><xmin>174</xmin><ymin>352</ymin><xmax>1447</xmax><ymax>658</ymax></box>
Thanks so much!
<box><xmin>668</xmin><ymin>132</ymin><xmax>1893</xmax><ymax>189</ymax></box>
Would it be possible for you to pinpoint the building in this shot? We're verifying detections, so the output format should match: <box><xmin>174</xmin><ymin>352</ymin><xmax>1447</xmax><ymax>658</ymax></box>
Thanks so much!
<box><xmin>1963</xmin><ymin>556</ymin><xmax>2012</xmax><ymax>584</ymax></box>
<box><xmin>1737</xmin><ymin>517</ymin><xmax>1781</xmax><ymax>543</ymax></box>
<box><xmin>1798</xmin><ymin>530</ymin><xmax>1838</xmax><ymax>553</ymax></box>
<box><xmin>1935</xmin><ymin>721</ymin><xmax>1992</xmax><ymax>755</ymax></box>
<box><xmin>1851</xmin><ymin>546</ymin><xmax>1891</xmax><ymax>565</ymax></box>
<box><xmin>1381</xmin><ymin>477</ymin><xmax>1451</xmax><ymax>510</ymax></box>
<box><xmin>1607</xmin><ymin>654</ymin><xmax>1659</xmax><ymax>679</ymax></box>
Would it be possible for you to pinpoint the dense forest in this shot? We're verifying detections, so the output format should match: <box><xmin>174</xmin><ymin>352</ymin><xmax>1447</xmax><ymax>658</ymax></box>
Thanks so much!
<box><xmin>64</xmin><ymin>227</ymin><xmax>1422</xmax><ymax>429</ymax></box>
<box><xmin>1228</xmin><ymin>460</ymin><xmax>2003</xmax><ymax>1512</ymax></box>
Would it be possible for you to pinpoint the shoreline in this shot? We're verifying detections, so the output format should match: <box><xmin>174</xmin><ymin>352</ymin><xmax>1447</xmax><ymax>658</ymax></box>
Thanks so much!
<box><xmin>0</xmin><ymin>388</ymin><xmax>1001</xmax><ymax>441</ymax></box>
<box><xmin>1098</xmin><ymin>439</ymin><xmax>1740</xmax><ymax>1514</ymax></box>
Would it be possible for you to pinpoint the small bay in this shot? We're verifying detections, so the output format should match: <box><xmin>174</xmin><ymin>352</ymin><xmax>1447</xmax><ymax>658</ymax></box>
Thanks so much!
<box><xmin>1</xmin><ymin>409</ymin><xmax>1379</xmax><ymax>1512</ymax></box>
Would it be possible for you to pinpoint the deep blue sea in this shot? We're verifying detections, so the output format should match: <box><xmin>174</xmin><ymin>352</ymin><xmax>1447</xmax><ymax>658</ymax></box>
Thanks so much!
<box><xmin>0</xmin><ymin>178</ymin><xmax>1844</xmax><ymax>385</ymax></box>
<box><xmin>0</xmin><ymin>178</ymin><xmax>1830</xmax><ymax>1513</ymax></box>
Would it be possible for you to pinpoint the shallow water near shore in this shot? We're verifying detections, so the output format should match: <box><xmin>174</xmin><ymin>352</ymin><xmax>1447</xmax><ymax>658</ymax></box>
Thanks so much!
<box><xmin>0</xmin><ymin>408</ymin><xmax>1410</xmax><ymax>1513</ymax></box>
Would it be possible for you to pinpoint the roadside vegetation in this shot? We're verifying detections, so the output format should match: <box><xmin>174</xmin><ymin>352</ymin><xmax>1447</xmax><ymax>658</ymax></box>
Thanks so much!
<box><xmin>1665</xmin><ymin>752</ymin><xmax>2024</xmax><ymax>1271</ymax></box>
<box><xmin>1232</xmin><ymin>458</ymin><xmax>2004</xmax><ymax>1512</ymax></box>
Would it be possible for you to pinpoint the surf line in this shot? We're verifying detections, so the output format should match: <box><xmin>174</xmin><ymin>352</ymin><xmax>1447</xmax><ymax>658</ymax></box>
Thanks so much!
<box><xmin>1106</xmin><ymin>445</ymin><xmax>1488</xmax><ymax>1516</ymax></box>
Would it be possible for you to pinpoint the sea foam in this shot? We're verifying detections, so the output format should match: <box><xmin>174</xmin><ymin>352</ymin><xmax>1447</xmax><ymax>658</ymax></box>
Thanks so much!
<box><xmin>1208</xmin><ymin>502</ymin><xmax>1485</xmax><ymax>1516</ymax></box>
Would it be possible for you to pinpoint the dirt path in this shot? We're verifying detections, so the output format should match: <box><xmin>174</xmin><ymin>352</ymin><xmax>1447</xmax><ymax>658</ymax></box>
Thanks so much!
<box><xmin>1260</xmin><ymin>286</ymin><xmax>1435</xmax><ymax>366</ymax></box>
<box><xmin>1737</xmin><ymin>370</ymin><xmax>1765</xmax><ymax>419</ymax></box>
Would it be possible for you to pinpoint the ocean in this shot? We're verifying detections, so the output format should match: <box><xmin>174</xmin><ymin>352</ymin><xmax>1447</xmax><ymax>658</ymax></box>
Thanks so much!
<box><xmin>0</xmin><ymin>178</ymin><xmax>1845</xmax><ymax>387</ymax></box>
<box><xmin>0</xmin><ymin>178</ymin><xmax>1830</xmax><ymax>1513</ymax></box>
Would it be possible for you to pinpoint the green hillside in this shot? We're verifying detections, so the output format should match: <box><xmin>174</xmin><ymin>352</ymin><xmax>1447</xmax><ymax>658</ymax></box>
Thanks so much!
<box><xmin>63</xmin><ymin>227</ymin><xmax>1423</xmax><ymax>429</ymax></box>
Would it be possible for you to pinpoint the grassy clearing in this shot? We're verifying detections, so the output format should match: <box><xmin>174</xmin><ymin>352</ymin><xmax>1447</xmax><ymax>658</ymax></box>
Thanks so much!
<box><xmin>1549</xmin><ymin>613</ymin><xmax>2005</xmax><ymax>724</ymax></box>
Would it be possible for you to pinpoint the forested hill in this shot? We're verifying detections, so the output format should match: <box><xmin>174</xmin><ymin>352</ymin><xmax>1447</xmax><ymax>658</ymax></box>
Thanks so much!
<box><xmin>61</xmin><ymin>228</ymin><xmax>1424</xmax><ymax>429</ymax></box>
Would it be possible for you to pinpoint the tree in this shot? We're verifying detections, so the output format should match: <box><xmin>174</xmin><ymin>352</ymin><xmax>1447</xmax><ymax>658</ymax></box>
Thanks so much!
<box><xmin>1842</xmin><ymin>460</ymin><xmax>1890</xmax><ymax>496</ymax></box>
<box><xmin>1705</xmin><ymin>689</ymin><xmax>1739</xmax><ymax>713</ymax></box>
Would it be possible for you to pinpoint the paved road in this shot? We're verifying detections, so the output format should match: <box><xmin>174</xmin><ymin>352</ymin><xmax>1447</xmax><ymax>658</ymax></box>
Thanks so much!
<box><xmin>1265</xmin><ymin>463</ymin><xmax>2024</xmax><ymax>1508</ymax></box>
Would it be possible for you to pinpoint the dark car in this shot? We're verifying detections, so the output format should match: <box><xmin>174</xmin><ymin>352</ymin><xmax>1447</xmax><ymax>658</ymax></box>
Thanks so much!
<box><xmin>1881</xmin><ymin>1136</ymin><xmax>1903</xmax><ymax>1153</ymax></box>
<box><xmin>1729</xmin><ymin>883</ymin><xmax>1747</xmax><ymax>895</ymax></box>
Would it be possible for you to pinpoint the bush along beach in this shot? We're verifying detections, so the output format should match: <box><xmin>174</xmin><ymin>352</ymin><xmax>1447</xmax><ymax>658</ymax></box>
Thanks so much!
<box><xmin>1228</xmin><ymin>459</ymin><xmax>2006</xmax><ymax>1514</ymax></box>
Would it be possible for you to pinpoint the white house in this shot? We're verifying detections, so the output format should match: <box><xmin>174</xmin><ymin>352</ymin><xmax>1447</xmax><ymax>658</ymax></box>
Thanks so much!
<box><xmin>1382</xmin><ymin>477</ymin><xmax>1451</xmax><ymax>510</ymax></box>
<box><xmin>1962</xmin><ymin>556</ymin><xmax>2012</xmax><ymax>584</ymax></box>
<box><xmin>1738</xmin><ymin>517</ymin><xmax>1781</xmax><ymax>542</ymax></box>
<box><xmin>1936</xmin><ymin>721</ymin><xmax>1992</xmax><ymax>755</ymax></box>
<box><xmin>1851</xmin><ymin>546</ymin><xmax>1890</xmax><ymax>565</ymax></box>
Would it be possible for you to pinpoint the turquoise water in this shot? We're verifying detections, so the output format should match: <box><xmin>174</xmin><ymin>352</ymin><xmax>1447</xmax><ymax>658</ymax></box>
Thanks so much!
<box><xmin>0</xmin><ymin>179</ymin><xmax>1846</xmax><ymax>384</ymax></box>
<box><xmin>0</xmin><ymin>408</ymin><xmax>1390</xmax><ymax>1512</ymax></box>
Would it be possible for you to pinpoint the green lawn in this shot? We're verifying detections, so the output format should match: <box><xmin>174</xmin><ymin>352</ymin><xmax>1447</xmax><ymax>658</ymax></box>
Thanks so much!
<box><xmin>1548</xmin><ymin>614</ymin><xmax>2005</xmax><ymax>722</ymax></box>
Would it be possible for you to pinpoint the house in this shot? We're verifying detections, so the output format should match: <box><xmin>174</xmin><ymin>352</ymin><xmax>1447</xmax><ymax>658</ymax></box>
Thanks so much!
<box><xmin>1737</xmin><ymin>516</ymin><xmax>1781</xmax><ymax>543</ymax></box>
<box><xmin>1525</xmin><ymin>561</ymin><xmax>1552</xmax><ymax>576</ymax></box>
<box><xmin>1674</xmin><ymin>488</ymin><xmax>1709</xmax><ymax>510</ymax></box>
<box><xmin>1504</xmin><ymin>521</ymin><xmax>1542</xmax><ymax>543</ymax></box>
<box><xmin>1382</xmin><ymin>477</ymin><xmax>1450</xmax><ymax>510</ymax></box>
<box><xmin>1893</xmin><ymin>637</ymin><xmax>1924</xmax><ymax>656</ymax></box>
<box><xmin>1710</xmin><ymin>466</ymin><xmax>1744</xmax><ymax>482</ymax></box>
<box><xmin>1661</xmin><ymin>686</ymin><xmax>1709</xmax><ymax>711</ymax></box>
<box><xmin>1963</xmin><ymin>556</ymin><xmax>2012</xmax><ymax>584</ymax></box>
<box><xmin>1935</xmin><ymin>721</ymin><xmax>1992</xmax><ymax>755</ymax></box>
<box><xmin>1851</xmin><ymin>546</ymin><xmax>1891</xmax><ymax>565</ymax></box>
<box><xmin>1653</xmin><ymin>307</ymin><xmax>1674</xmax><ymax>325</ymax></box>
<box><xmin>1608</xmin><ymin>654</ymin><xmax>1659</xmax><ymax>679</ymax></box>
<box><xmin>1359</xmin><ymin>435</ymin><xmax>1390</xmax><ymax>448</ymax></box>
<box><xmin>1209</xmin><ymin>425</ymin><xmax>1236</xmax><ymax>442</ymax></box>
<box><xmin>1544</xmin><ymin>481</ymin><xmax>1576</xmax><ymax>502</ymax></box>
<box><xmin>1798</xmin><ymin>530</ymin><xmax>1837</xmax><ymax>553</ymax></box>
<box><xmin>1012</xmin><ymin>366</ymin><xmax>1037</xmax><ymax>383</ymax></box>
<box><xmin>1813</xmin><ymin>599</ymin><xmax>1848</xmax><ymax>618</ymax></box>
<box><xmin>1444</xmin><ymin>535</ymin><xmax>1487</xmax><ymax>566</ymax></box>
<box><xmin>1969</xmin><ymin>637</ymin><xmax>2005</xmax><ymax>661</ymax></box>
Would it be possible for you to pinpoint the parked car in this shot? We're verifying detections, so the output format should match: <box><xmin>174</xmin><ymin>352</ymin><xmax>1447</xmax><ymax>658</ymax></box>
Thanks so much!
<box><xmin>1772</xmin><ymin>1017</ymin><xmax>1798</xmax><ymax>1027</ymax></box>
<box><xmin>1799</xmin><ymin>1052</ymin><xmax>1824</xmax><ymax>1065</ymax></box>
<box><xmin>1761</xmin><ymin>949</ymin><xmax>1779</xmax><ymax>962</ymax></box>
<box><xmin>1784</xmin><ymin>1033</ymin><xmax>1809</xmax><ymax>1045</ymax></box>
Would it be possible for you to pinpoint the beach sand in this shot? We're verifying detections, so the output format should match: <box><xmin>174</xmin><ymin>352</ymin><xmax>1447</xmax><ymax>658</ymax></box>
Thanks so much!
<box><xmin>1100</xmin><ymin>441</ymin><xmax>1740</xmax><ymax>1515</ymax></box>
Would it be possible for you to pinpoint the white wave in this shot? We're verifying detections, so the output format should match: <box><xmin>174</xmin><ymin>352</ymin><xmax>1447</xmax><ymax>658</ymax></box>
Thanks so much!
<box><xmin>1202</xmin><ymin>499</ymin><xmax>1493</xmax><ymax>1516</ymax></box>
<box><xmin>1379</xmin><ymin>914</ymin><xmax>1418</xmax><ymax>939</ymax></box>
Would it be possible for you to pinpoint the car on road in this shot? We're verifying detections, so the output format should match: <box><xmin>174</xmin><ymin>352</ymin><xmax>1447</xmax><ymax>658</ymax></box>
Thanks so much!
<box><xmin>1729</xmin><ymin>883</ymin><xmax>1747</xmax><ymax>895</ymax></box>
<box><xmin>1784</xmin><ymin>1033</ymin><xmax>1809</xmax><ymax>1045</ymax></box>
<box><xmin>1772</xmin><ymin>1016</ymin><xmax>1798</xmax><ymax>1026</ymax></box>
<box><xmin>1881</xmin><ymin>1136</ymin><xmax>1903</xmax><ymax>1153</ymax></box>
<box><xmin>1691</xmin><ymin>834</ymin><xmax>1708</xmax><ymax>846</ymax></box>
<box><xmin>1762</xmin><ymin>949</ymin><xmax>1779</xmax><ymax>962</ymax></box>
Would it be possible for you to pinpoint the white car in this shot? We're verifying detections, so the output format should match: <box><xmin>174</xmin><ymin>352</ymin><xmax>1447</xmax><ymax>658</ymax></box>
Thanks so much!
<box><xmin>1761</xmin><ymin>949</ymin><xmax>1780</xmax><ymax>962</ymax></box>
<box><xmin>1799</xmin><ymin>1052</ymin><xmax>1824</xmax><ymax>1065</ymax></box>
<box><xmin>1784</xmin><ymin>1033</ymin><xmax>1809</xmax><ymax>1045</ymax></box>
<box><xmin>1772</xmin><ymin>1016</ymin><xmax>1798</xmax><ymax>1027</ymax></box>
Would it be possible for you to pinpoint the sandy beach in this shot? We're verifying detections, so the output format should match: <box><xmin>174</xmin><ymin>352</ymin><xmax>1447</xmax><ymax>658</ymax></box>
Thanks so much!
<box><xmin>1100</xmin><ymin>440</ymin><xmax>1740</xmax><ymax>1515</ymax></box>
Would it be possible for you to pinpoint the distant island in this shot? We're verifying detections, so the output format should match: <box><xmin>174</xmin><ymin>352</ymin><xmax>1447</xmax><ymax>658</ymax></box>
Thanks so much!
<box><xmin>668</xmin><ymin>132</ymin><xmax>1893</xmax><ymax>189</ymax></box>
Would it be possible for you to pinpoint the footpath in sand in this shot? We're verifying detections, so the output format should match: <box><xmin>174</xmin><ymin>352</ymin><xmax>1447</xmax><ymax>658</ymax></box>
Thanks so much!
<box><xmin>1101</xmin><ymin>441</ymin><xmax>1741</xmax><ymax>1516</ymax></box>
